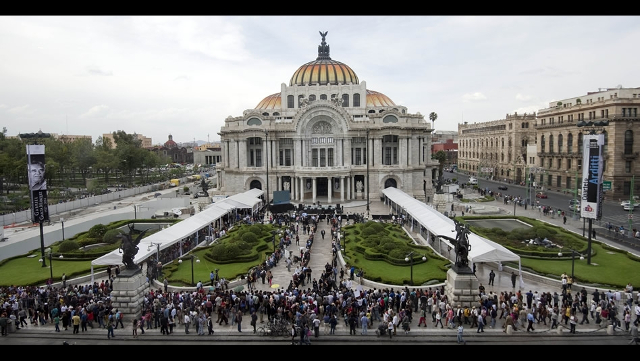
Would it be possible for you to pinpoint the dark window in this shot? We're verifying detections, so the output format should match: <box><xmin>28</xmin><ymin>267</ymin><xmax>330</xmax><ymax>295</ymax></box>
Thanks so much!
<box><xmin>353</xmin><ymin>93</ymin><xmax>360</xmax><ymax>107</ymax></box>
<box><xmin>624</xmin><ymin>130</ymin><xmax>633</xmax><ymax>155</ymax></box>
<box><xmin>287</xmin><ymin>95</ymin><xmax>294</xmax><ymax>108</ymax></box>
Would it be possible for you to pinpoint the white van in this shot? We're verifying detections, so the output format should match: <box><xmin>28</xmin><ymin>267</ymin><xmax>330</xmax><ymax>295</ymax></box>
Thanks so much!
<box><xmin>468</xmin><ymin>177</ymin><xmax>478</xmax><ymax>185</ymax></box>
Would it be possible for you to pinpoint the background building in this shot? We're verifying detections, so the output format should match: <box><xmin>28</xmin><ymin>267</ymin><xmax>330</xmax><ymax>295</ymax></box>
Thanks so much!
<box><xmin>147</xmin><ymin>134</ymin><xmax>194</xmax><ymax>164</ymax></box>
<box><xmin>102</xmin><ymin>132</ymin><xmax>152</xmax><ymax>148</ymax></box>
<box><xmin>458</xmin><ymin>112</ymin><xmax>536</xmax><ymax>184</ymax></box>
<box><xmin>218</xmin><ymin>33</ymin><xmax>437</xmax><ymax>205</ymax></box>
<box><xmin>535</xmin><ymin>87</ymin><xmax>640</xmax><ymax>200</ymax></box>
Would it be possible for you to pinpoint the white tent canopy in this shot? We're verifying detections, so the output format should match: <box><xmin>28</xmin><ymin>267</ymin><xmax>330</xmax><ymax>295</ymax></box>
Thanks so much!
<box><xmin>381</xmin><ymin>187</ymin><xmax>520</xmax><ymax>264</ymax></box>
<box><xmin>90</xmin><ymin>189</ymin><xmax>266</xmax><ymax>282</ymax></box>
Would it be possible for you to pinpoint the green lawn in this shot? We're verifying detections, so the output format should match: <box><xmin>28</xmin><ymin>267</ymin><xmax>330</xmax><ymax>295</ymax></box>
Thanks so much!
<box><xmin>1</xmin><ymin>217</ymin><xmax>638</xmax><ymax>290</ymax></box>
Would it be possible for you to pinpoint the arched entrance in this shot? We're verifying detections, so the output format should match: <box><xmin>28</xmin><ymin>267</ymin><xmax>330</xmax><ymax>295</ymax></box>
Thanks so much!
<box><xmin>250</xmin><ymin>180</ymin><xmax>262</xmax><ymax>190</ymax></box>
<box><xmin>384</xmin><ymin>178</ymin><xmax>397</xmax><ymax>188</ymax></box>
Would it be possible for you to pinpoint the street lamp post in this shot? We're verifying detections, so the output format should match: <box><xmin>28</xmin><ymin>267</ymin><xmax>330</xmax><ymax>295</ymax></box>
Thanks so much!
<box><xmin>148</xmin><ymin>242</ymin><xmax>162</xmax><ymax>279</ymax></box>
<box><xmin>366</xmin><ymin>128</ymin><xmax>370</xmax><ymax>220</ymax></box>
<box><xmin>264</xmin><ymin>130</ymin><xmax>270</xmax><ymax>219</ymax></box>
<box><xmin>179</xmin><ymin>254</ymin><xmax>200</xmax><ymax>287</ymax></box>
<box><xmin>39</xmin><ymin>248</ymin><xmax>63</xmax><ymax>284</ymax></box>
<box><xmin>60</xmin><ymin>218</ymin><xmax>65</xmax><ymax>240</ymax></box>
<box><xmin>404</xmin><ymin>251</ymin><xmax>427</xmax><ymax>286</ymax></box>
<box><xmin>558</xmin><ymin>249</ymin><xmax>584</xmax><ymax>280</ymax></box>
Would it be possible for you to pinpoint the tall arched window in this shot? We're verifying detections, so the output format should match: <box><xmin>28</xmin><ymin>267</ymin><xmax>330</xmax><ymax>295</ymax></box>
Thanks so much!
<box><xmin>549</xmin><ymin>135</ymin><xmax>554</xmax><ymax>153</ymax></box>
<box><xmin>540</xmin><ymin>135</ymin><xmax>546</xmax><ymax>153</ymax></box>
<box><xmin>353</xmin><ymin>93</ymin><xmax>360</xmax><ymax>107</ymax></box>
<box><xmin>577</xmin><ymin>133</ymin><xmax>583</xmax><ymax>154</ymax></box>
<box><xmin>341</xmin><ymin>94</ymin><xmax>349</xmax><ymax>107</ymax></box>
<box><xmin>567</xmin><ymin>133</ymin><xmax>573</xmax><ymax>154</ymax></box>
<box><xmin>287</xmin><ymin>95</ymin><xmax>294</xmax><ymax>108</ymax></box>
<box><xmin>625</xmin><ymin>130</ymin><xmax>633</xmax><ymax>155</ymax></box>
<box><xmin>558</xmin><ymin>134</ymin><xmax>563</xmax><ymax>153</ymax></box>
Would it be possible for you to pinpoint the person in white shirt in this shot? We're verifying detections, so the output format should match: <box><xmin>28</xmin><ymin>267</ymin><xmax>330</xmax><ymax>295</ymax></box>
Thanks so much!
<box><xmin>183</xmin><ymin>313</ymin><xmax>191</xmax><ymax>334</ymax></box>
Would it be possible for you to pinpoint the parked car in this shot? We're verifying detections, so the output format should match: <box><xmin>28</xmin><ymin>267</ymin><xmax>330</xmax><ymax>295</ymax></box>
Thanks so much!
<box><xmin>569</xmin><ymin>199</ymin><xmax>580</xmax><ymax>206</ymax></box>
<box><xmin>568</xmin><ymin>204</ymin><xmax>580</xmax><ymax>212</ymax></box>
<box><xmin>536</xmin><ymin>192</ymin><xmax>548</xmax><ymax>199</ymax></box>
<box><xmin>498</xmin><ymin>185</ymin><xmax>508</xmax><ymax>190</ymax></box>
<box><xmin>620</xmin><ymin>200</ymin><xmax>640</xmax><ymax>209</ymax></box>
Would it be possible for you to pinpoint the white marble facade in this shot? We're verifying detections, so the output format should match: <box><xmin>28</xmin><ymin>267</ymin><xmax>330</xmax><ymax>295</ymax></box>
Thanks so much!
<box><xmin>217</xmin><ymin>33</ymin><xmax>437</xmax><ymax>205</ymax></box>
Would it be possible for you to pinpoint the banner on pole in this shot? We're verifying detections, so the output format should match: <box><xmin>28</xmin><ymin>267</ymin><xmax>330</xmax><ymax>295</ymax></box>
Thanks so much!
<box><xmin>26</xmin><ymin>144</ymin><xmax>49</xmax><ymax>223</ymax></box>
<box><xmin>580</xmin><ymin>134</ymin><xmax>604</xmax><ymax>220</ymax></box>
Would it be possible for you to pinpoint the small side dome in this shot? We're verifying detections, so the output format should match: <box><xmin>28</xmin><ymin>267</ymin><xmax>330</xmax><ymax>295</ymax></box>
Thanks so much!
<box><xmin>255</xmin><ymin>93</ymin><xmax>281</xmax><ymax>110</ymax></box>
<box><xmin>366</xmin><ymin>90</ymin><xmax>395</xmax><ymax>107</ymax></box>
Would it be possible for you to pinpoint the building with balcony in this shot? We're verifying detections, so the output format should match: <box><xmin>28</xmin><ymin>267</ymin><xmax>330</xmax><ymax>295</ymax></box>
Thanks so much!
<box><xmin>458</xmin><ymin>112</ymin><xmax>537</xmax><ymax>184</ymax></box>
<box><xmin>218</xmin><ymin>33</ymin><xmax>437</xmax><ymax>204</ymax></box>
<box><xmin>102</xmin><ymin>132</ymin><xmax>152</xmax><ymax>149</ymax></box>
<box><xmin>535</xmin><ymin>87</ymin><xmax>640</xmax><ymax>200</ymax></box>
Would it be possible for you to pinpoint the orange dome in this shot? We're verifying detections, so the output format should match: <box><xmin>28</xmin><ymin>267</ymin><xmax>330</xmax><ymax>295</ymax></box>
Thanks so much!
<box><xmin>289</xmin><ymin>31</ymin><xmax>359</xmax><ymax>86</ymax></box>
<box><xmin>366</xmin><ymin>90</ymin><xmax>395</xmax><ymax>107</ymax></box>
<box><xmin>255</xmin><ymin>93</ymin><xmax>281</xmax><ymax>110</ymax></box>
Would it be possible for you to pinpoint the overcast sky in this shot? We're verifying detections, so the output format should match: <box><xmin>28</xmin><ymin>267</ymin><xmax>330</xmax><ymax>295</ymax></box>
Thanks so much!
<box><xmin>1</xmin><ymin>16</ymin><xmax>638</xmax><ymax>146</ymax></box>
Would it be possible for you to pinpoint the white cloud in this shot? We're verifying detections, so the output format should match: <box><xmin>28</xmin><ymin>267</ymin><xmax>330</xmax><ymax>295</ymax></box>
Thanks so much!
<box><xmin>80</xmin><ymin>105</ymin><xmax>111</xmax><ymax>118</ymax></box>
<box><xmin>515</xmin><ymin>93</ymin><xmax>532</xmax><ymax>101</ymax></box>
<box><xmin>8</xmin><ymin>105</ymin><xmax>35</xmax><ymax>115</ymax></box>
<box><xmin>86</xmin><ymin>66</ymin><xmax>113</xmax><ymax>76</ymax></box>
<box><xmin>462</xmin><ymin>93</ymin><xmax>487</xmax><ymax>102</ymax></box>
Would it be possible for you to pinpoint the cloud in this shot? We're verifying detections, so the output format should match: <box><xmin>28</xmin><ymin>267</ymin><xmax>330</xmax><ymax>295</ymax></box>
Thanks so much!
<box><xmin>173</xmin><ymin>75</ymin><xmax>190</xmax><ymax>81</ymax></box>
<box><xmin>462</xmin><ymin>92</ymin><xmax>487</xmax><ymax>102</ymax></box>
<box><xmin>515</xmin><ymin>93</ymin><xmax>532</xmax><ymax>101</ymax></box>
<box><xmin>0</xmin><ymin>104</ymin><xmax>7</xmax><ymax>109</ymax></box>
<box><xmin>80</xmin><ymin>105</ymin><xmax>110</xmax><ymax>118</ymax></box>
<box><xmin>86</xmin><ymin>66</ymin><xmax>113</xmax><ymax>76</ymax></box>
<box><xmin>8</xmin><ymin>105</ymin><xmax>35</xmax><ymax>115</ymax></box>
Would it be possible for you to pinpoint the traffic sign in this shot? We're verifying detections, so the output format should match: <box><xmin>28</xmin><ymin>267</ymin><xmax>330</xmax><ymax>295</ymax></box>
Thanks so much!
<box><xmin>603</xmin><ymin>181</ymin><xmax>611</xmax><ymax>191</ymax></box>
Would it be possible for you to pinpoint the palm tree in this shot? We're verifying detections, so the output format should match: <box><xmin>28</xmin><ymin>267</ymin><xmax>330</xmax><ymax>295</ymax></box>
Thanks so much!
<box><xmin>429</xmin><ymin>112</ymin><xmax>438</xmax><ymax>129</ymax></box>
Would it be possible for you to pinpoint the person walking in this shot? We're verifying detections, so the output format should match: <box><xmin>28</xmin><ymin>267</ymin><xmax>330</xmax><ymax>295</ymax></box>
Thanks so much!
<box><xmin>526</xmin><ymin>311</ymin><xmax>535</xmax><ymax>332</ymax></box>
<box><xmin>387</xmin><ymin>319</ymin><xmax>394</xmax><ymax>339</ymax></box>
<box><xmin>511</xmin><ymin>272</ymin><xmax>517</xmax><ymax>288</ymax></box>
<box><xmin>489</xmin><ymin>270</ymin><xmax>495</xmax><ymax>286</ymax></box>
<box><xmin>361</xmin><ymin>313</ymin><xmax>369</xmax><ymax>335</ymax></box>
<box><xmin>250</xmin><ymin>310</ymin><xmax>257</xmax><ymax>334</ymax></box>
<box><xmin>476</xmin><ymin>313</ymin><xmax>485</xmax><ymax>333</ymax></box>
<box><xmin>457</xmin><ymin>324</ymin><xmax>466</xmax><ymax>344</ymax></box>
<box><xmin>132</xmin><ymin>318</ymin><xmax>139</xmax><ymax>338</ymax></box>
<box><xmin>184</xmin><ymin>312</ymin><xmax>190</xmax><ymax>334</ymax></box>
<box><xmin>434</xmin><ymin>309</ymin><xmax>444</xmax><ymax>328</ymax></box>
<box><xmin>236</xmin><ymin>309</ymin><xmax>243</xmax><ymax>332</ymax></box>
<box><xmin>71</xmin><ymin>312</ymin><xmax>81</xmax><ymax>334</ymax></box>
<box><xmin>106</xmin><ymin>317</ymin><xmax>115</xmax><ymax>339</ymax></box>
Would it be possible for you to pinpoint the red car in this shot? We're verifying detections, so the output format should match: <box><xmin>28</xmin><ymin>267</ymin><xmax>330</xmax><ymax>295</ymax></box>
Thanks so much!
<box><xmin>536</xmin><ymin>192</ymin><xmax>548</xmax><ymax>199</ymax></box>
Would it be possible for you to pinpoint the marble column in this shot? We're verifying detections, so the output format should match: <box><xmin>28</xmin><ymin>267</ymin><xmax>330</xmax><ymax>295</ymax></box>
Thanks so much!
<box><xmin>300</xmin><ymin>177</ymin><xmax>305</xmax><ymax>203</ymax></box>
<box><xmin>340</xmin><ymin>176</ymin><xmax>345</xmax><ymax>202</ymax></box>
<box><xmin>327</xmin><ymin>177</ymin><xmax>332</xmax><ymax>204</ymax></box>
<box><xmin>312</xmin><ymin>177</ymin><xmax>317</xmax><ymax>204</ymax></box>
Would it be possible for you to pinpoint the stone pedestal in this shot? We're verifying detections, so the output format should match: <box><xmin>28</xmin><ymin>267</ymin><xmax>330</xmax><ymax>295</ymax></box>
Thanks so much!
<box><xmin>110</xmin><ymin>267</ymin><xmax>149</xmax><ymax>319</ymax></box>
<box><xmin>445</xmin><ymin>268</ymin><xmax>479</xmax><ymax>308</ymax></box>
<box><xmin>356</xmin><ymin>191</ymin><xmax>363</xmax><ymax>200</ymax></box>
<box><xmin>433</xmin><ymin>192</ymin><xmax>452</xmax><ymax>214</ymax></box>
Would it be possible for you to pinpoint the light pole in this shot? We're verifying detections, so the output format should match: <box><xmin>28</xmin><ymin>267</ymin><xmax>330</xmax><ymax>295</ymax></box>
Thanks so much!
<box><xmin>366</xmin><ymin>128</ymin><xmax>370</xmax><ymax>220</ymax></box>
<box><xmin>148</xmin><ymin>241</ymin><xmax>162</xmax><ymax>279</ymax></box>
<box><xmin>39</xmin><ymin>248</ymin><xmax>63</xmax><ymax>284</ymax></box>
<box><xmin>558</xmin><ymin>249</ymin><xmax>584</xmax><ymax>280</ymax></box>
<box><xmin>60</xmin><ymin>217</ymin><xmax>65</xmax><ymax>240</ymax></box>
<box><xmin>271</xmin><ymin>230</ymin><xmax>276</xmax><ymax>253</ymax></box>
<box><xmin>179</xmin><ymin>254</ymin><xmax>200</xmax><ymax>287</ymax></box>
<box><xmin>264</xmin><ymin>130</ymin><xmax>270</xmax><ymax>218</ymax></box>
<box><xmin>404</xmin><ymin>251</ymin><xmax>427</xmax><ymax>286</ymax></box>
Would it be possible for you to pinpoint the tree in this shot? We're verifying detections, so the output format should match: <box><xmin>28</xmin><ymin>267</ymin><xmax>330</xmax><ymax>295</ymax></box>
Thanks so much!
<box><xmin>429</xmin><ymin>112</ymin><xmax>438</xmax><ymax>128</ymax></box>
<box><xmin>94</xmin><ymin>136</ymin><xmax>118</xmax><ymax>183</ymax></box>
<box><xmin>432</xmin><ymin>150</ymin><xmax>447</xmax><ymax>180</ymax></box>
<box><xmin>70</xmin><ymin>138</ymin><xmax>96</xmax><ymax>186</ymax></box>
